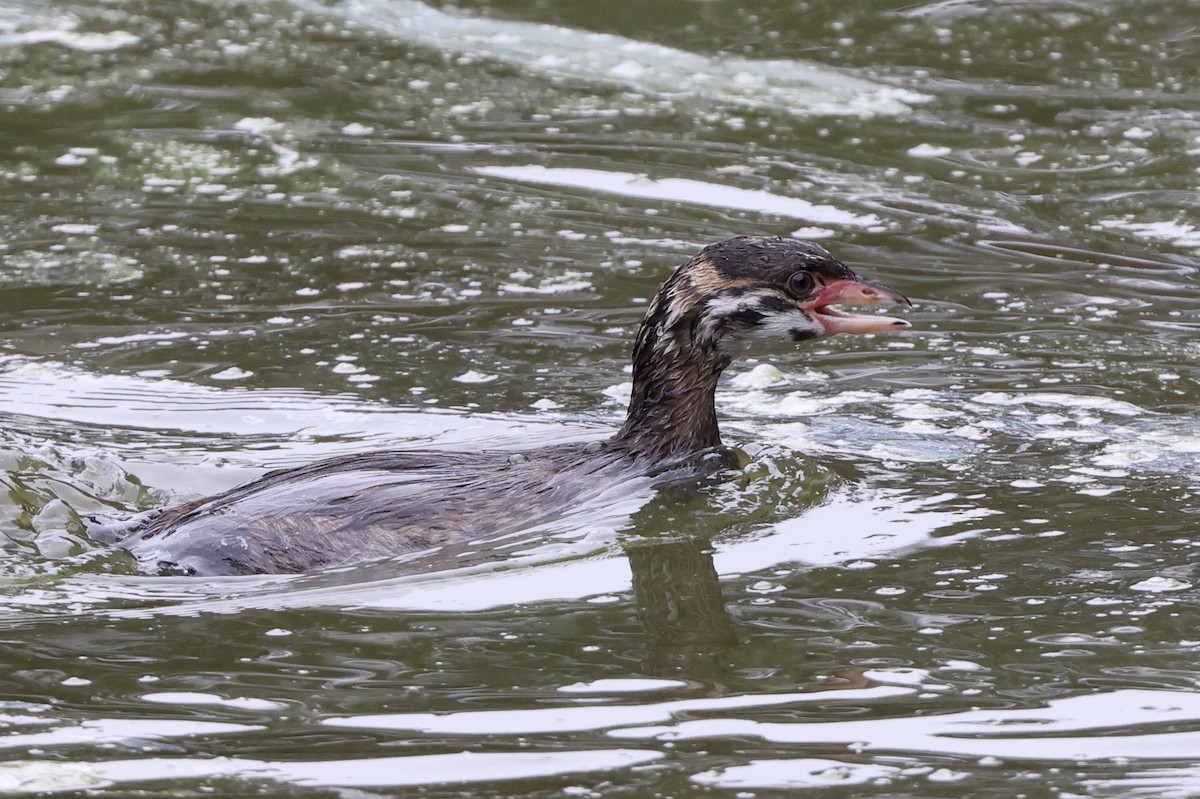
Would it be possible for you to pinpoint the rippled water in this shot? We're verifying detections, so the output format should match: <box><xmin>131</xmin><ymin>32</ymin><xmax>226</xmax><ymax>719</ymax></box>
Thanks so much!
<box><xmin>3</xmin><ymin>0</ymin><xmax>1200</xmax><ymax>794</ymax></box>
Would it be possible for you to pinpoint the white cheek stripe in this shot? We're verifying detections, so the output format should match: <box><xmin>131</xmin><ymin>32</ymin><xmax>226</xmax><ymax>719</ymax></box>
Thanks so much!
<box><xmin>704</xmin><ymin>293</ymin><xmax>765</xmax><ymax>318</ymax></box>
<box><xmin>694</xmin><ymin>293</ymin><xmax>769</xmax><ymax>345</ymax></box>
<box><xmin>753</xmin><ymin>310</ymin><xmax>822</xmax><ymax>341</ymax></box>
<box><xmin>673</xmin><ymin>291</ymin><xmax>825</xmax><ymax>350</ymax></box>
<box><xmin>693</xmin><ymin>294</ymin><xmax>748</xmax><ymax>345</ymax></box>
<box><xmin>705</xmin><ymin>292</ymin><xmax>823</xmax><ymax>350</ymax></box>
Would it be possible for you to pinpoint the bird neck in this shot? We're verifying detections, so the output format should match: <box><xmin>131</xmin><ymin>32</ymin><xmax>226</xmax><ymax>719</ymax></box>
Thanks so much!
<box><xmin>611</xmin><ymin>315</ymin><xmax>731</xmax><ymax>462</ymax></box>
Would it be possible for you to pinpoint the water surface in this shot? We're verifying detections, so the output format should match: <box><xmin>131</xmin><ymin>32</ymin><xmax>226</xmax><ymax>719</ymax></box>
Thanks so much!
<box><xmin>3</xmin><ymin>0</ymin><xmax>1200</xmax><ymax>795</ymax></box>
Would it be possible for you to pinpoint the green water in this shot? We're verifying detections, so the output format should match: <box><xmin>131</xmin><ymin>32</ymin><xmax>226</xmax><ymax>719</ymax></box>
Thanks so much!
<box><xmin>2</xmin><ymin>0</ymin><xmax>1200</xmax><ymax>795</ymax></box>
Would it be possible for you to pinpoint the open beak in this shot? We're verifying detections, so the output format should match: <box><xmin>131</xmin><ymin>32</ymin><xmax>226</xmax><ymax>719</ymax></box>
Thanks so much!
<box><xmin>803</xmin><ymin>277</ymin><xmax>912</xmax><ymax>336</ymax></box>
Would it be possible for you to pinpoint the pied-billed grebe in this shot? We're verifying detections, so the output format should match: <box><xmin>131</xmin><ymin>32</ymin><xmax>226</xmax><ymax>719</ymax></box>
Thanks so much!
<box><xmin>111</xmin><ymin>236</ymin><xmax>911</xmax><ymax>575</ymax></box>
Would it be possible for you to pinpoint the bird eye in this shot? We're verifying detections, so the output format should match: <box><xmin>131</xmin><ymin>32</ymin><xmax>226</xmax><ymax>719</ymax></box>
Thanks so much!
<box><xmin>787</xmin><ymin>271</ymin><xmax>815</xmax><ymax>296</ymax></box>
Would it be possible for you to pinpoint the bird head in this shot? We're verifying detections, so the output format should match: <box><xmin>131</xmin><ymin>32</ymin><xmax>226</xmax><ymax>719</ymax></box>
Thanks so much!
<box><xmin>639</xmin><ymin>235</ymin><xmax>911</xmax><ymax>358</ymax></box>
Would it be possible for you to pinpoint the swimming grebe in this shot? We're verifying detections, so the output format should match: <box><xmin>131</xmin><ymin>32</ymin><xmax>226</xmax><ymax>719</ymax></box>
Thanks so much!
<box><xmin>115</xmin><ymin>236</ymin><xmax>911</xmax><ymax>575</ymax></box>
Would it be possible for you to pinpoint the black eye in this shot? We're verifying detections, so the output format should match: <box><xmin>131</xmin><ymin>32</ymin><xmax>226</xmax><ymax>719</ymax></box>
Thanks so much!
<box><xmin>787</xmin><ymin>271</ymin><xmax>815</xmax><ymax>296</ymax></box>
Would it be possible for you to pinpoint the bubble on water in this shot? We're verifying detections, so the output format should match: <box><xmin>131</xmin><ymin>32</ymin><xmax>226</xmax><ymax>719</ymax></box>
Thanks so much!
<box><xmin>453</xmin><ymin>370</ymin><xmax>498</xmax><ymax>384</ymax></box>
<box><xmin>1130</xmin><ymin>577</ymin><xmax>1192</xmax><ymax>593</ymax></box>
<box><xmin>51</xmin><ymin>223</ymin><xmax>98</xmax><ymax>235</ymax></box>
<box><xmin>210</xmin><ymin>367</ymin><xmax>254</xmax><ymax>381</ymax></box>
<box><xmin>790</xmin><ymin>226</ymin><xmax>835</xmax><ymax>239</ymax></box>
<box><xmin>233</xmin><ymin>117</ymin><xmax>283</xmax><ymax>135</ymax></box>
<box><xmin>907</xmin><ymin>143</ymin><xmax>951</xmax><ymax>158</ymax></box>
<box><xmin>927</xmin><ymin>768</ymin><xmax>970</xmax><ymax>783</ymax></box>
<box><xmin>728</xmin><ymin>364</ymin><xmax>789</xmax><ymax>390</ymax></box>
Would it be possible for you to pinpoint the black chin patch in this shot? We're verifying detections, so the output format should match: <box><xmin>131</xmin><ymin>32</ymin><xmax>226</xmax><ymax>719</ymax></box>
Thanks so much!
<box><xmin>789</xmin><ymin>328</ymin><xmax>819</xmax><ymax>342</ymax></box>
<box><xmin>729</xmin><ymin>308</ymin><xmax>766</xmax><ymax>327</ymax></box>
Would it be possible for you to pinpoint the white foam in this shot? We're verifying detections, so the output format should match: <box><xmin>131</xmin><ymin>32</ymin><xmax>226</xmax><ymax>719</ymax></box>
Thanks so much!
<box><xmin>1130</xmin><ymin>576</ymin><xmax>1192</xmax><ymax>593</ymax></box>
<box><xmin>971</xmin><ymin>391</ymin><xmax>1145</xmax><ymax>416</ymax></box>
<box><xmin>140</xmin><ymin>692</ymin><xmax>285</xmax><ymax>711</ymax></box>
<box><xmin>452</xmin><ymin>370</ymin><xmax>498</xmax><ymax>384</ymax></box>
<box><xmin>13</xmin><ymin>29</ymin><xmax>140</xmax><ymax>52</ymax></box>
<box><xmin>861</xmin><ymin>668</ymin><xmax>935</xmax><ymax>687</ymax></box>
<box><xmin>558</xmin><ymin>678</ymin><xmax>688</xmax><ymax>694</ymax></box>
<box><xmin>728</xmin><ymin>364</ymin><xmax>792</xmax><ymax>389</ymax></box>
<box><xmin>500</xmin><ymin>276</ymin><xmax>594</xmax><ymax>294</ymax></box>
<box><xmin>1094</xmin><ymin>218</ymin><xmax>1200</xmax><ymax>249</ymax></box>
<box><xmin>90</xmin><ymin>331</ymin><xmax>189</xmax><ymax>346</ymax></box>
<box><xmin>907</xmin><ymin>143</ymin><xmax>951</xmax><ymax>158</ymax></box>
<box><xmin>0</xmin><ymin>718</ymin><xmax>260</xmax><ymax>750</ymax></box>
<box><xmin>288</xmin><ymin>0</ymin><xmax>926</xmax><ymax>118</ymax></box>
<box><xmin>692</xmin><ymin>758</ymin><xmax>902</xmax><ymax>789</ymax></box>
<box><xmin>790</xmin><ymin>226</ymin><xmax>836</xmax><ymax>239</ymax></box>
<box><xmin>474</xmin><ymin>166</ymin><xmax>883</xmax><ymax>227</ymax></box>
<box><xmin>232</xmin><ymin>116</ymin><xmax>283</xmax><ymax>135</ymax></box>
<box><xmin>50</xmin><ymin>223</ymin><xmax>98</xmax><ymax>235</ymax></box>
<box><xmin>209</xmin><ymin>366</ymin><xmax>255</xmax><ymax>381</ymax></box>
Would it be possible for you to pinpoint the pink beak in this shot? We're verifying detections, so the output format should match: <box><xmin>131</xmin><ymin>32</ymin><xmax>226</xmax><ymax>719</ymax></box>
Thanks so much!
<box><xmin>803</xmin><ymin>278</ymin><xmax>912</xmax><ymax>336</ymax></box>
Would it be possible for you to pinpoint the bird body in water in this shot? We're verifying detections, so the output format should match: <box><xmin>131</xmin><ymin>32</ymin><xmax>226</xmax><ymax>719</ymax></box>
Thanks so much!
<box><xmin>111</xmin><ymin>236</ymin><xmax>911</xmax><ymax>576</ymax></box>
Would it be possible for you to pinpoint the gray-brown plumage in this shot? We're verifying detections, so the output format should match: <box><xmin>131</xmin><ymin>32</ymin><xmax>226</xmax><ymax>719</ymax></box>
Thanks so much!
<box><xmin>114</xmin><ymin>236</ymin><xmax>911</xmax><ymax>576</ymax></box>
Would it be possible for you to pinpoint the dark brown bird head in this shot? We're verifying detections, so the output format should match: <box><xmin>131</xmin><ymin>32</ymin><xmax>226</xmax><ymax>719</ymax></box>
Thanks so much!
<box><xmin>616</xmin><ymin>236</ymin><xmax>912</xmax><ymax>460</ymax></box>
<box><xmin>635</xmin><ymin>235</ymin><xmax>911</xmax><ymax>362</ymax></box>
